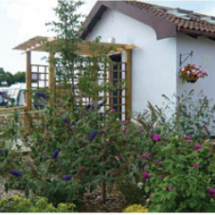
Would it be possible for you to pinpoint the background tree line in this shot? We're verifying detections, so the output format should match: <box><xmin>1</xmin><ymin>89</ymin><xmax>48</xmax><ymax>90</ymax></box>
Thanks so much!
<box><xmin>0</xmin><ymin>67</ymin><xmax>25</xmax><ymax>86</ymax></box>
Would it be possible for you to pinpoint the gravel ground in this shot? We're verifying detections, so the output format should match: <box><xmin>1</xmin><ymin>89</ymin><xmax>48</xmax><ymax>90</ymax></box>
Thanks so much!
<box><xmin>0</xmin><ymin>183</ymin><xmax>24</xmax><ymax>199</ymax></box>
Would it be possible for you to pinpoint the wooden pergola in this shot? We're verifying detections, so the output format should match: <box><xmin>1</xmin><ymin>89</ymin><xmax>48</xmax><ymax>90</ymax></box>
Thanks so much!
<box><xmin>14</xmin><ymin>36</ymin><xmax>136</xmax><ymax>120</ymax></box>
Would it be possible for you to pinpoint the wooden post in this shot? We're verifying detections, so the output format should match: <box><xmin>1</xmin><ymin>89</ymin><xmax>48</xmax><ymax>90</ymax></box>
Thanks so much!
<box><xmin>24</xmin><ymin>51</ymin><xmax>32</xmax><ymax>131</ymax></box>
<box><xmin>125</xmin><ymin>50</ymin><xmax>132</xmax><ymax>121</ymax></box>
<box><xmin>26</xmin><ymin>51</ymin><xmax>32</xmax><ymax>111</ymax></box>
<box><xmin>48</xmin><ymin>52</ymin><xmax>55</xmax><ymax>105</ymax></box>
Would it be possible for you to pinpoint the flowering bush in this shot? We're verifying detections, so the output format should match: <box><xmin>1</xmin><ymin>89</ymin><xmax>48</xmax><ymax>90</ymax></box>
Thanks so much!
<box><xmin>179</xmin><ymin>64</ymin><xmax>208</xmax><ymax>82</ymax></box>
<box><xmin>123</xmin><ymin>204</ymin><xmax>148</xmax><ymax>213</ymax></box>
<box><xmin>146</xmin><ymin>138</ymin><xmax>215</xmax><ymax>212</ymax></box>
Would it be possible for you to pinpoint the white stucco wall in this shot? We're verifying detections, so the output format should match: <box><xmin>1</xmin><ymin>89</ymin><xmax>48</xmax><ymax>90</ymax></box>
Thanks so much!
<box><xmin>177</xmin><ymin>34</ymin><xmax>215</xmax><ymax>100</ymax></box>
<box><xmin>177</xmin><ymin>34</ymin><xmax>215</xmax><ymax>133</ymax></box>
<box><xmin>86</xmin><ymin>9</ymin><xmax>177</xmax><ymax>116</ymax></box>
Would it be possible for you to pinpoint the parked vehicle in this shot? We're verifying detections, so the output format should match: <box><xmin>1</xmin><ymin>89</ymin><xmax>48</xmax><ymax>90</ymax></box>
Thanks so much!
<box><xmin>0</xmin><ymin>83</ymin><xmax>26</xmax><ymax>107</ymax></box>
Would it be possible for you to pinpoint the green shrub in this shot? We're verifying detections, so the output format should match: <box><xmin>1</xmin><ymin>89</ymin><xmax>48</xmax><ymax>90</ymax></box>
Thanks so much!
<box><xmin>123</xmin><ymin>204</ymin><xmax>148</xmax><ymax>213</ymax></box>
<box><xmin>0</xmin><ymin>195</ymin><xmax>76</xmax><ymax>212</ymax></box>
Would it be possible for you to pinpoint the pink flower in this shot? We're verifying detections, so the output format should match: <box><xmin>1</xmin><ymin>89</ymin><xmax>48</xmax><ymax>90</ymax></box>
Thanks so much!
<box><xmin>149</xmin><ymin>191</ymin><xmax>153</xmax><ymax>195</ymax></box>
<box><xmin>153</xmin><ymin>134</ymin><xmax>160</xmax><ymax>142</ymax></box>
<box><xmin>140</xmin><ymin>153</ymin><xmax>149</xmax><ymax>158</ymax></box>
<box><xmin>160</xmin><ymin>175</ymin><xmax>165</xmax><ymax>179</ymax></box>
<box><xmin>168</xmin><ymin>186</ymin><xmax>173</xmax><ymax>191</ymax></box>
<box><xmin>123</xmin><ymin>128</ymin><xmax>128</xmax><ymax>133</ymax></box>
<box><xmin>142</xmin><ymin>172</ymin><xmax>150</xmax><ymax>179</ymax></box>
<box><xmin>59</xmin><ymin>109</ymin><xmax>65</xmax><ymax>114</ymax></box>
<box><xmin>194</xmin><ymin>144</ymin><xmax>202</xmax><ymax>151</ymax></box>
<box><xmin>208</xmin><ymin>187</ymin><xmax>215</xmax><ymax>197</ymax></box>
<box><xmin>140</xmin><ymin>128</ymin><xmax>144</xmax><ymax>133</ymax></box>
<box><xmin>194</xmin><ymin>163</ymin><xmax>200</xmax><ymax>168</ymax></box>
<box><xmin>124</xmin><ymin>120</ymin><xmax>129</xmax><ymax>125</ymax></box>
<box><xmin>45</xmin><ymin>135</ymin><xmax>49</xmax><ymax>141</ymax></box>
<box><xmin>110</xmin><ymin>109</ymin><xmax>115</xmax><ymax>114</ymax></box>
<box><xmin>149</xmin><ymin>133</ymin><xmax>160</xmax><ymax>142</ymax></box>
<box><xmin>117</xmin><ymin>155</ymin><xmax>121</xmax><ymax>160</ymax></box>
<box><xmin>155</xmin><ymin>159</ymin><xmax>163</xmax><ymax>167</ymax></box>
<box><xmin>184</xmin><ymin>136</ymin><xmax>192</xmax><ymax>141</ymax></box>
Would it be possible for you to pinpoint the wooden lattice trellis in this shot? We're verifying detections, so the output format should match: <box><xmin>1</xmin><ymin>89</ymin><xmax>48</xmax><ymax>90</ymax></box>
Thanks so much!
<box><xmin>30</xmin><ymin>61</ymin><xmax>127</xmax><ymax>120</ymax></box>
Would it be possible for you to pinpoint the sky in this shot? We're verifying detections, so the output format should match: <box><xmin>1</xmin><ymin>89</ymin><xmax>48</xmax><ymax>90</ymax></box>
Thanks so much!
<box><xmin>1</xmin><ymin>0</ymin><xmax>215</xmax><ymax>74</ymax></box>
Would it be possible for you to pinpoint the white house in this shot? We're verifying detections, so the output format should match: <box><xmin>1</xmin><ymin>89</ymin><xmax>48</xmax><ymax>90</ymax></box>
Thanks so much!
<box><xmin>81</xmin><ymin>1</ymin><xmax>215</xmax><ymax>116</ymax></box>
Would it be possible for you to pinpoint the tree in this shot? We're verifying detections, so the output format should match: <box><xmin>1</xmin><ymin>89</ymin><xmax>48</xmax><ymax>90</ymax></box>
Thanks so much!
<box><xmin>0</xmin><ymin>67</ymin><xmax>14</xmax><ymax>86</ymax></box>
<box><xmin>13</xmin><ymin>71</ymin><xmax>26</xmax><ymax>83</ymax></box>
<box><xmin>0</xmin><ymin>68</ymin><xmax>26</xmax><ymax>86</ymax></box>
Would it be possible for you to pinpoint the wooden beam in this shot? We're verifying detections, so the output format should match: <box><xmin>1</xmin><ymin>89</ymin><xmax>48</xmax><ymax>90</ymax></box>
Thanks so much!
<box><xmin>124</xmin><ymin>45</ymin><xmax>137</xmax><ymax>50</ymax></box>
<box><xmin>125</xmin><ymin>50</ymin><xmax>132</xmax><ymax>121</ymax></box>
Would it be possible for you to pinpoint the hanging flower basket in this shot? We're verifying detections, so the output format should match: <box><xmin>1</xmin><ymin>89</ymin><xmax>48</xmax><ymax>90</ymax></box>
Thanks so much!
<box><xmin>186</xmin><ymin>76</ymin><xmax>198</xmax><ymax>83</ymax></box>
<box><xmin>179</xmin><ymin>64</ymin><xmax>208</xmax><ymax>83</ymax></box>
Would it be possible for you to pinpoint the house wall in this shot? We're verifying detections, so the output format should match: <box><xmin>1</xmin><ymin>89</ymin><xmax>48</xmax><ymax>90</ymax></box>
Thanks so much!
<box><xmin>176</xmin><ymin>34</ymin><xmax>215</xmax><ymax>133</ymax></box>
<box><xmin>177</xmin><ymin>34</ymin><xmax>215</xmax><ymax>100</ymax></box>
<box><xmin>86</xmin><ymin>9</ymin><xmax>177</xmax><ymax>116</ymax></box>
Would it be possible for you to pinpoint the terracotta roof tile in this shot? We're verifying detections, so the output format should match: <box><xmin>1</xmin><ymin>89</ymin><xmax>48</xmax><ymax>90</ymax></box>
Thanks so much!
<box><xmin>126</xmin><ymin>1</ymin><xmax>215</xmax><ymax>35</ymax></box>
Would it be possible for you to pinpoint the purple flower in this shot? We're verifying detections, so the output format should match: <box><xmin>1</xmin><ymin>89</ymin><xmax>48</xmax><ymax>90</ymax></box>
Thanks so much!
<box><xmin>149</xmin><ymin>191</ymin><xmax>153</xmax><ymax>195</ymax></box>
<box><xmin>63</xmin><ymin>118</ymin><xmax>69</xmax><ymax>124</ymax></box>
<box><xmin>123</xmin><ymin>128</ymin><xmax>128</xmax><ymax>133</ymax></box>
<box><xmin>36</xmin><ymin>91</ymin><xmax>48</xmax><ymax>99</ymax></box>
<box><xmin>184</xmin><ymin>136</ymin><xmax>192</xmax><ymax>141</ymax></box>
<box><xmin>142</xmin><ymin>172</ymin><xmax>150</xmax><ymax>179</ymax></box>
<box><xmin>27</xmin><ymin>163</ymin><xmax>33</xmax><ymax>167</ymax></box>
<box><xmin>63</xmin><ymin>175</ymin><xmax>72</xmax><ymax>181</ymax></box>
<box><xmin>51</xmin><ymin>149</ymin><xmax>60</xmax><ymax>159</ymax></box>
<box><xmin>208</xmin><ymin>187</ymin><xmax>215</xmax><ymax>197</ymax></box>
<box><xmin>8</xmin><ymin>170</ymin><xmax>22</xmax><ymax>177</ymax></box>
<box><xmin>140</xmin><ymin>153</ymin><xmax>149</xmax><ymax>158</ymax></box>
<box><xmin>124</xmin><ymin>120</ymin><xmax>129</xmax><ymax>125</ymax></box>
<box><xmin>86</xmin><ymin>104</ymin><xmax>91</xmax><ymax>110</ymax></box>
<box><xmin>0</xmin><ymin>91</ymin><xmax>5</xmax><ymax>96</ymax></box>
<box><xmin>138</xmin><ymin>163</ymin><xmax>146</xmax><ymax>169</ymax></box>
<box><xmin>168</xmin><ymin>186</ymin><xmax>173</xmax><ymax>191</ymax></box>
<box><xmin>117</xmin><ymin>155</ymin><xmax>121</xmax><ymax>160</ymax></box>
<box><xmin>0</xmin><ymin>150</ymin><xmax>4</xmax><ymax>156</ymax></box>
<box><xmin>149</xmin><ymin>133</ymin><xmax>160</xmax><ymax>142</ymax></box>
<box><xmin>98</xmin><ymin>100</ymin><xmax>106</xmax><ymax>109</ymax></box>
<box><xmin>194</xmin><ymin>163</ymin><xmax>200</xmax><ymax>168</ymax></box>
<box><xmin>194</xmin><ymin>144</ymin><xmax>202</xmax><ymax>151</ymax></box>
<box><xmin>89</xmin><ymin>130</ymin><xmax>98</xmax><ymax>142</ymax></box>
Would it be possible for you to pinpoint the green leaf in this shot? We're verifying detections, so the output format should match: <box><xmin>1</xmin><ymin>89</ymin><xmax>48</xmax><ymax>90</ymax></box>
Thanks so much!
<box><xmin>4</xmin><ymin>182</ymin><xmax>9</xmax><ymax>193</ymax></box>
<box><xmin>90</xmin><ymin>182</ymin><xmax>98</xmax><ymax>192</ymax></box>
<box><xmin>25</xmin><ymin>184</ymin><xmax>30</xmax><ymax>197</ymax></box>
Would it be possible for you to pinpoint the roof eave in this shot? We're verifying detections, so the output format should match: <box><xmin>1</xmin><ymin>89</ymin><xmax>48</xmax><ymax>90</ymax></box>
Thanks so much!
<box><xmin>81</xmin><ymin>1</ymin><xmax>177</xmax><ymax>40</ymax></box>
<box><xmin>179</xmin><ymin>28</ymin><xmax>215</xmax><ymax>39</ymax></box>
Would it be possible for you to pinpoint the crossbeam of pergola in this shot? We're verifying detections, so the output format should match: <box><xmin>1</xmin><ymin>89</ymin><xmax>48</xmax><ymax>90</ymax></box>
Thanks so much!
<box><xmin>13</xmin><ymin>36</ymin><xmax>136</xmax><ymax>120</ymax></box>
<box><xmin>13</xmin><ymin>36</ymin><xmax>136</xmax><ymax>55</ymax></box>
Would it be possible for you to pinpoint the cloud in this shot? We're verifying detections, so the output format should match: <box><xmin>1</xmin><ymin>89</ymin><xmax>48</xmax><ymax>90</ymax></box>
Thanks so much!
<box><xmin>0</xmin><ymin>0</ymin><xmax>58</xmax><ymax>40</ymax></box>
